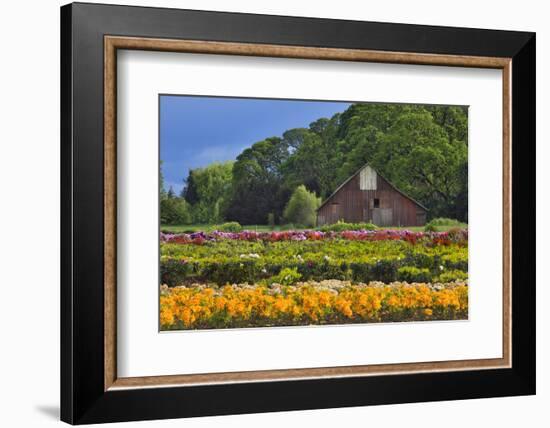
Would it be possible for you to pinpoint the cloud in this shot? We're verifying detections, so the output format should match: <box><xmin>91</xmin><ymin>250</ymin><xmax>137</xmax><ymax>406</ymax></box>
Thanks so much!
<box><xmin>194</xmin><ymin>145</ymin><xmax>244</xmax><ymax>164</ymax></box>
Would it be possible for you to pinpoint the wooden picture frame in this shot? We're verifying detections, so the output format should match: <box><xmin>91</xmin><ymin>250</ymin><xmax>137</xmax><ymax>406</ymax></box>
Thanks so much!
<box><xmin>61</xmin><ymin>2</ymin><xmax>535</xmax><ymax>424</ymax></box>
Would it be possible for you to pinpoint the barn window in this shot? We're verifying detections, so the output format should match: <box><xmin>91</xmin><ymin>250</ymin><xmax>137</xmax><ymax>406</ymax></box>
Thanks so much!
<box><xmin>373</xmin><ymin>198</ymin><xmax>380</xmax><ymax>208</ymax></box>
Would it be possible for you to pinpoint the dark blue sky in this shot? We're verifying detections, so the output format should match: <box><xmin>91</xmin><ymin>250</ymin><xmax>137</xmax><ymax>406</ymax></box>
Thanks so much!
<box><xmin>160</xmin><ymin>95</ymin><xmax>351</xmax><ymax>194</ymax></box>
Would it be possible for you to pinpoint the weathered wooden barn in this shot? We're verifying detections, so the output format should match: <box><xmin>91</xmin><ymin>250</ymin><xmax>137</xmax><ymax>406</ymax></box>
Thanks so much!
<box><xmin>317</xmin><ymin>164</ymin><xmax>428</xmax><ymax>227</ymax></box>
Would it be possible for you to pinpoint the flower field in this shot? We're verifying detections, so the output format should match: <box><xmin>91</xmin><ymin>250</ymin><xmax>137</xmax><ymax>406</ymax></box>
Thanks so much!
<box><xmin>160</xmin><ymin>228</ymin><xmax>468</xmax><ymax>330</ymax></box>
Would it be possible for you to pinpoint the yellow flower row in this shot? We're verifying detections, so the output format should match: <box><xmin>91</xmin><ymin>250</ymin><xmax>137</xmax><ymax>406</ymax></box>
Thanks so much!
<box><xmin>160</xmin><ymin>282</ymin><xmax>468</xmax><ymax>330</ymax></box>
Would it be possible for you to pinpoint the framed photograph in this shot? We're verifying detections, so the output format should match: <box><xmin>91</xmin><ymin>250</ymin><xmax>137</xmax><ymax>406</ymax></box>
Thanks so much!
<box><xmin>61</xmin><ymin>2</ymin><xmax>535</xmax><ymax>424</ymax></box>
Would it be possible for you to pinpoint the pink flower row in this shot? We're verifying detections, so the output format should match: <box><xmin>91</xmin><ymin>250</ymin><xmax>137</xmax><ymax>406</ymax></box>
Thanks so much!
<box><xmin>160</xmin><ymin>228</ymin><xmax>467</xmax><ymax>245</ymax></box>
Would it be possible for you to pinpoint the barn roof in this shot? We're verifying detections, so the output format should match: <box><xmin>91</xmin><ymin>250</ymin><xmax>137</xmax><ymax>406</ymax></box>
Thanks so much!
<box><xmin>317</xmin><ymin>163</ymin><xmax>429</xmax><ymax>212</ymax></box>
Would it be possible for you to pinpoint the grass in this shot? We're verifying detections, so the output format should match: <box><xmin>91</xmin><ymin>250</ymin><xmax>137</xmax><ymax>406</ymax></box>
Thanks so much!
<box><xmin>388</xmin><ymin>225</ymin><xmax>466</xmax><ymax>232</ymax></box>
<box><xmin>161</xmin><ymin>224</ymin><xmax>301</xmax><ymax>233</ymax></box>
<box><xmin>161</xmin><ymin>224</ymin><xmax>467</xmax><ymax>233</ymax></box>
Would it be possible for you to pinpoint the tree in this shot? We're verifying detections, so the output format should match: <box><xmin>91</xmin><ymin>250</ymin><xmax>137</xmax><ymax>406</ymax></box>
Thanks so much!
<box><xmin>182</xmin><ymin>170</ymin><xmax>199</xmax><ymax>204</ymax></box>
<box><xmin>160</xmin><ymin>197</ymin><xmax>192</xmax><ymax>225</ymax></box>
<box><xmin>281</xmin><ymin>131</ymin><xmax>327</xmax><ymax>195</ymax></box>
<box><xmin>372</xmin><ymin>111</ymin><xmax>467</xmax><ymax>218</ymax></box>
<box><xmin>281</xmin><ymin>128</ymin><xmax>310</xmax><ymax>152</ymax></box>
<box><xmin>283</xmin><ymin>185</ymin><xmax>321</xmax><ymax>227</ymax></box>
<box><xmin>425</xmin><ymin>105</ymin><xmax>468</xmax><ymax>145</ymax></box>
<box><xmin>167</xmin><ymin>186</ymin><xmax>175</xmax><ymax>199</ymax></box>
<box><xmin>226</xmin><ymin>137</ymin><xmax>291</xmax><ymax>224</ymax></box>
<box><xmin>181</xmin><ymin>162</ymin><xmax>233</xmax><ymax>223</ymax></box>
<box><xmin>159</xmin><ymin>160</ymin><xmax>167</xmax><ymax>201</ymax></box>
<box><xmin>281</xmin><ymin>115</ymin><xmax>341</xmax><ymax>198</ymax></box>
<box><xmin>334</xmin><ymin>103</ymin><xmax>421</xmax><ymax>183</ymax></box>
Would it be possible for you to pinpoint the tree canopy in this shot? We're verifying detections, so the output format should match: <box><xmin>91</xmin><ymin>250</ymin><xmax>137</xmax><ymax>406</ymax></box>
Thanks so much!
<box><xmin>283</xmin><ymin>185</ymin><xmax>321</xmax><ymax>227</ymax></box>
<box><xmin>182</xmin><ymin>161</ymin><xmax>234</xmax><ymax>224</ymax></box>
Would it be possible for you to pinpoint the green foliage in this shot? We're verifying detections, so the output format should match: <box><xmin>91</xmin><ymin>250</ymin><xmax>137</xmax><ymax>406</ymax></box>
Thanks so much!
<box><xmin>201</xmin><ymin>260</ymin><xmax>260</xmax><ymax>285</ymax></box>
<box><xmin>436</xmin><ymin>269</ymin><xmax>468</xmax><ymax>283</ymax></box>
<box><xmin>283</xmin><ymin>185</ymin><xmax>321</xmax><ymax>228</ymax></box>
<box><xmin>226</xmin><ymin>137</ymin><xmax>291</xmax><ymax>224</ymax></box>
<box><xmin>319</xmin><ymin>220</ymin><xmax>377</xmax><ymax>232</ymax></box>
<box><xmin>267</xmin><ymin>213</ymin><xmax>275</xmax><ymax>227</ymax></box>
<box><xmin>160</xmin><ymin>197</ymin><xmax>192</xmax><ymax>225</ymax></box>
<box><xmin>372</xmin><ymin>111</ymin><xmax>467</xmax><ymax>219</ymax></box>
<box><xmin>427</xmin><ymin>218</ymin><xmax>466</xmax><ymax>227</ymax></box>
<box><xmin>281</xmin><ymin>126</ymin><xmax>336</xmax><ymax>198</ymax></box>
<box><xmin>269</xmin><ymin>267</ymin><xmax>302</xmax><ymax>285</ymax></box>
<box><xmin>159</xmin><ymin>160</ymin><xmax>167</xmax><ymax>200</ymax></box>
<box><xmin>215</xmin><ymin>222</ymin><xmax>242</xmax><ymax>232</ymax></box>
<box><xmin>425</xmin><ymin>218</ymin><xmax>467</xmax><ymax>232</ymax></box>
<box><xmin>181</xmin><ymin>162</ymin><xmax>233</xmax><ymax>223</ymax></box>
<box><xmin>424</xmin><ymin>223</ymin><xmax>438</xmax><ymax>232</ymax></box>
<box><xmin>160</xmin><ymin>238</ymin><xmax>468</xmax><ymax>286</ymax></box>
<box><xmin>160</xmin><ymin>258</ymin><xmax>194</xmax><ymax>286</ymax></box>
<box><xmin>397</xmin><ymin>266</ymin><xmax>432</xmax><ymax>283</ymax></box>
<box><xmin>350</xmin><ymin>259</ymin><xmax>399</xmax><ymax>283</ymax></box>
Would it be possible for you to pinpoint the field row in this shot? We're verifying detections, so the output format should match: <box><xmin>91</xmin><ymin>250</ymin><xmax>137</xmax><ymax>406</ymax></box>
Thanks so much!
<box><xmin>160</xmin><ymin>281</ymin><xmax>468</xmax><ymax>330</ymax></box>
<box><xmin>160</xmin><ymin>228</ymin><xmax>468</xmax><ymax>245</ymax></box>
<box><xmin>160</xmin><ymin>239</ymin><xmax>468</xmax><ymax>286</ymax></box>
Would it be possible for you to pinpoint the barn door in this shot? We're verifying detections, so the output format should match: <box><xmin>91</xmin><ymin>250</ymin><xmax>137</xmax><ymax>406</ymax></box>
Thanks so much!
<box><xmin>330</xmin><ymin>203</ymin><xmax>341</xmax><ymax>223</ymax></box>
<box><xmin>416</xmin><ymin>210</ymin><xmax>426</xmax><ymax>226</ymax></box>
<box><xmin>372</xmin><ymin>208</ymin><xmax>393</xmax><ymax>227</ymax></box>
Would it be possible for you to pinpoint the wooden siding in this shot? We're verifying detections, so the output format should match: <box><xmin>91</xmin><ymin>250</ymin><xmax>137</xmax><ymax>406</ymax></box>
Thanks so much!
<box><xmin>317</xmin><ymin>168</ymin><xmax>427</xmax><ymax>227</ymax></box>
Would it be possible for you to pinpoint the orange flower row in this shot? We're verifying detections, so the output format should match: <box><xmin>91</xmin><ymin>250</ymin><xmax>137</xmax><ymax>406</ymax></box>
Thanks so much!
<box><xmin>160</xmin><ymin>282</ymin><xmax>468</xmax><ymax>330</ymax></box>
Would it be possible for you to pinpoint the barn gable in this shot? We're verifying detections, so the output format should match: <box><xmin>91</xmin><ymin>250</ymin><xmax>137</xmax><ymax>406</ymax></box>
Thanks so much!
<box><xmin>359</xmin><ymin>165</ymin><xmax>377</xmax><ymax>190</ymax></box>
<box><xmin>317</xmin><ymin>164</ymin><xmax>428</xmax><ymax>227</ymax></box>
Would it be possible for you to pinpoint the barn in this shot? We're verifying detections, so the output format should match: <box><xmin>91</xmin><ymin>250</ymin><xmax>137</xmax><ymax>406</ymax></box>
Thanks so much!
<box><xmin>317</xmin><ymin>164</ymin><xmax>428</xmax><ymax>227</ymax></box>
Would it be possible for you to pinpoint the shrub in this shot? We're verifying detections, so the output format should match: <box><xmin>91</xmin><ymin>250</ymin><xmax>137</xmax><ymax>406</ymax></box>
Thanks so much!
<box><xmin>269</xmin><ymin>267</ymin><xmax>302</xmax><ymax>285</ymax></box>
<box><xmin>201</xmin><ymin>260</ymin><xmax>260</xmax><ymax>285</ymax></box>
<box><xmin>283</xmin><ymin>185</ymin><xmax>321</xmax><ymax>228</ymax></box>
<box><xmin>397</xmin><ymin>266</ymin><xmax>432</xmax><ymax>282</ymax></box>
<box><xmin>402</xmin><ymin>252</ymin><xmax>439</xmax><ymax>269</ymax></box>
<box><xmin>160</xmin><ymin>258</ymin><xmax>194</xmax><ymax>286</ymax></box>
<box><xmin>436</xmin><ymin>269</ymin><xmax>468</xmax><ymax>283</ymax></box>
<box><xmin>441</xmin><ymin>253</ymin><xmax>468</xmax><ymax>271</ymax></box>
<box><xmin>216</xmin><ymin>222</ymin><xmax>242</xmax><ymax>232</ymax></box>
<box><xmin>424</xmin><ymin>222</ymin><xmax>438</xmax><ymax>232</ymax></box>
<box><xmin>320</xmin><ymin>220</ymin><xmax>377</xmax><ymax>232</ymax></box>
<box><xmin>447</xmin><ymin>227</ymin><xmax>465</xmax><ymax>240</ymax></box>
<box><xmin>428</xmin><ymin>217</ymin><xmax>465</xmax><ymax>226</ymax></box>
<box><xmin>425</xmin><ymin>218</ymin><xmax>467</xmax><ymax>232</ymax></box>
<box><xmin>358</xmin><ymin>222</ymin><xmax>377</xmax><ymax>231</ymax></box>
<box><xmin>350</xmin><ymin>259</ymin><xmax>399</xmax><ymax>283</ymax></box>
<box><xmin>160</xmin><ymin>197</ymin><xmax>192</xmax><ymax>225</ymax></box>
<box><xmin>267</xmin><ymin>213</ymin><xmax>275</xmax><ymax>227</ymax></box>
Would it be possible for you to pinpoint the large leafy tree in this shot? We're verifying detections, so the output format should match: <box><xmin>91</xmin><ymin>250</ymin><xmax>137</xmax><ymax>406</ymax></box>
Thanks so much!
<box><xmin>226</xmin><ymin>137</ymin><xmax>291</xmax><ymax>224</ymax></box>
<box><xmin>335</xmin><ymin>104</ymin><xmax>422</xmax><ymax>182</ymax></box>
<box><xmin>372</xmin><ymin>111</ymin><xmax>467</xmax><ymax>218</ymax></box>
<box><xmin>281</xmin><ymin>131</ymin><xmax>330</xmax><ymax>197</ymax></box>
<box><xmin>281</xmin><ymin>115</ymin><xmax>342</xmax><ymax>198</ymax></box>
<box><xmin>160</xmin><ymin>197</ymin><xmax>192</xmax><ymax>225</ymax></box>
<box><xmin>182</xmin><ymin>161</ymin><xmax>234</xmax><ymax>223</ymax></box>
